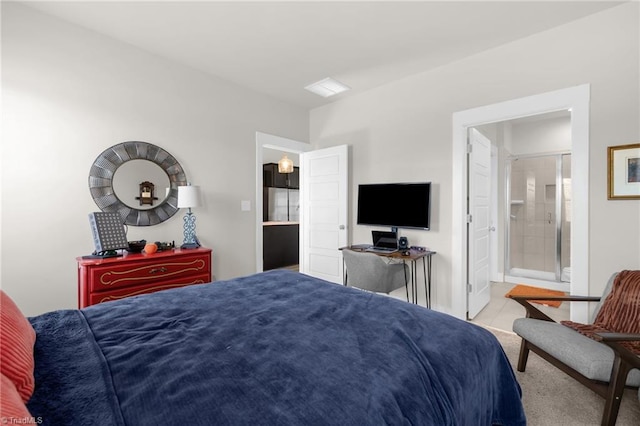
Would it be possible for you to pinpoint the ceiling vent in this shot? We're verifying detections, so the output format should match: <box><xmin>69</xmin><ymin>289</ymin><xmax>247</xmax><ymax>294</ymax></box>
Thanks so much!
<box><xmin>304</xmin><ymin>77</ymin><xmax>350</xmax><ymax>98</ymax></box>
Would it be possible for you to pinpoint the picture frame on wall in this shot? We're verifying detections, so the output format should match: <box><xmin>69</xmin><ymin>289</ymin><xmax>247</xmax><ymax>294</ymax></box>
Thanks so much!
<box><xmin>608</xmin><ymin>143</ymin><xmax>640</xmax><ymax>200</ymax></box>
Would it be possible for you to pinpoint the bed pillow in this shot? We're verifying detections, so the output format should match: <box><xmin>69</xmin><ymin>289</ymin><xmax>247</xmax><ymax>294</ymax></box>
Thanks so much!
<box><xmin>0</xmin><ymin>290</ymin><xmax>36</xmax><ymax>402</ymax></box>
<box><xmin>1</xmin><ymin>373</ymin><xmax>32</xmax><ymax>420</ymax></box>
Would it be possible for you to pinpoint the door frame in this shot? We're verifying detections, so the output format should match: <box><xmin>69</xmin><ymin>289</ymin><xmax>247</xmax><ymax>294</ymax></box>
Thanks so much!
<box><xmin>255</xmin><ymin>132</ymin><xmax>311</xmax><ymax>272</ymax></box>
<box><xmin>451</xmin><ymin>84</ymin><xmax>590</xmax><ymax>322</ymax></box>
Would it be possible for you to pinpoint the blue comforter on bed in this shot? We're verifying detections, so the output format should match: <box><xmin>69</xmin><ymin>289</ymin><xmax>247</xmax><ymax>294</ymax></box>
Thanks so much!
<box><xmin>27</xmin><ymin>270</ymin><xmax>525</xmax><ymax>425</ymax></box>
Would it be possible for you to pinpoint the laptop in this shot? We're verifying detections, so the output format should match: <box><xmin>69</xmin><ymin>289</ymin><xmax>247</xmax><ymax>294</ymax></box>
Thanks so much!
<box><xmin>366</xmin><ymin>230</ymin><xmax>398</xmax><ymax>253</ymax></box>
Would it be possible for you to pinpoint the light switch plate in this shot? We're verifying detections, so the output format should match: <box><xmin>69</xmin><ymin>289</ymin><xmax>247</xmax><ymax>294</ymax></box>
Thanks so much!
<box><xmin>241</xmin><ymin>200</ymin><xmax>251</xmax><ymax>211</ymax></box>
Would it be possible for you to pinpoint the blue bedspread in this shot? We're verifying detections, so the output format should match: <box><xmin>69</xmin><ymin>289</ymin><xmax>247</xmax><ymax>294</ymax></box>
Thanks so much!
<box><xmin>28</xmin><ymin>270</ymin><xmax>525</xmax><ymax>425</ymax></box>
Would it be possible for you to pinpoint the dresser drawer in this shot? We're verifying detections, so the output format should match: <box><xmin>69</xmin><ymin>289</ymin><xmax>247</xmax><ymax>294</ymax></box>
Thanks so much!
<box><xmin>88</xmin><ymin>273</ymin><xmax>211</xmax><ymax>305</ymax></box>
<box><xmin>88</xmin><ymin>253</ymin><xmax>210</xmax><ymax>293</ymax></box>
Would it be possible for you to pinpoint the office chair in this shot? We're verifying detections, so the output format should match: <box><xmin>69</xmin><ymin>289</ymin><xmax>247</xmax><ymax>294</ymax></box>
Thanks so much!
<box><xmin>342</xmin><ymin>250</ymin><xmax>409</xmax><ymax>301</ymax></box>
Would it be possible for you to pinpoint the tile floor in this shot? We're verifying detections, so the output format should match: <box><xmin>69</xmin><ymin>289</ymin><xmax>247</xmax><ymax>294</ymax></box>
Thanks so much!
<box><xmin>470</xmin><ymin>282</ymin><xmax>570</xmax><ymax>332</ymax></box>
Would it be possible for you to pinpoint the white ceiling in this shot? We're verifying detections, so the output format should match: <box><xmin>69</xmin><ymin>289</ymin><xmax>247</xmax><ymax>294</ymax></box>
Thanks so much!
<box><xmin>22</xmin><ymin>1</ymin><xmax>624</xmax><ymax>110</ymax></box>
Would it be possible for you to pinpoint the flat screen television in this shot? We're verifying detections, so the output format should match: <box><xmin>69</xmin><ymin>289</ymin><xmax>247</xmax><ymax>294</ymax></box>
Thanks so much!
<box><xmin>357</xmin><ymin>182</ymin><xmax>431</xmax><ymax>230</ymax></box>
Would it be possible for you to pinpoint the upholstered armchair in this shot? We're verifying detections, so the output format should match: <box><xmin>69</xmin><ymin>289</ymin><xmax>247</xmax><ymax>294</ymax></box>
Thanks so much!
<box><xmin>509</xmin><ymin>271</ymin><xmax>640</xmax><ymax>426</ymax></box>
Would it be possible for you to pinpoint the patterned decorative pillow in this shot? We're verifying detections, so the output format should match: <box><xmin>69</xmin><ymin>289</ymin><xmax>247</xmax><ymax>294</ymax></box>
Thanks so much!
<box><xmin>0</xmin><ymin>290</ymin><xmax>36</xmax><ymax>402</ymax></box>
<box><xmin>593</xmin><ymin>270</ymin><xmax>640</xmax><ymax>335</ymax></box>
<box><xmin>0</xmin><ymin>373</ymin><xmax>33</xmax><ymax>420</ymax></box>
<box><xmin>562</xmin><ymin>270</ymin><xmax>640</xmax><ymax>355</ymax></box>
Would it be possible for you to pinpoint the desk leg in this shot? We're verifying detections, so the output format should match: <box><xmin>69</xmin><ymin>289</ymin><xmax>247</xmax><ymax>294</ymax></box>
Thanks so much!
<box><xmin>402</xmin><ymin>260</ymin><xmax>410</xmax><ymax>303</ymax></box>
<box><xmin>423</xmin><ymin>255</ymin><xmax>432</xmax><ymax>308</ymax></box>
<box><xmin>412</xmin><ymin>260</ymin><xmax>418</xmax><ymax>304</ymax></box>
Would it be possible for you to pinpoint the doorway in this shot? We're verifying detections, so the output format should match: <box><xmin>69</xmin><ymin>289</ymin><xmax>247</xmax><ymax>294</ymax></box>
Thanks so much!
<box><xmin>255</xmin><ymin>133</ymin><xmax>349</xmax><ymax>284</ymax></box>
<box><xmin>505</xmin><ymin>152</ymin><xmax>572</xmax><ymax>290</ymax></box>
<box><xmin>262</xmin><ymin>149</ymin><xmax>301</xmax><ymax>271</ymax></box>
<box><xmin>255</xmin><ymin>132</ymin><xmax>310</xmax><ymax>273</ymax></box>
<box><xmin>475</xmin><ymin>111</ymin><xmax>573</xmax><ymax>292</ymax></box>
<box><xmin>452</xmin><ymin>84</ymin><xmax>590</xmax><ymax>323</ymax></box>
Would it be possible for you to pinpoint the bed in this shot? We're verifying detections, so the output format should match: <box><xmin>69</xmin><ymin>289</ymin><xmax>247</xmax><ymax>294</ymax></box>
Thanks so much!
<box><xmin>3</xmin><ymin>270</ymin><xmax>525</xmax><ymax>425</ymax></box>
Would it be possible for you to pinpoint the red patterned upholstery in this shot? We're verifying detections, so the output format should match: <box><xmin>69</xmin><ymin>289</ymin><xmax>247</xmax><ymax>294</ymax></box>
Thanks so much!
<box><xmin>0</xmin><ymin>290</ymin><xmax>36</xmax><ymax>402</ymax></box>
<box><xmin>1</xmin><ymin>373</ymin><xmax>32</xmax><ymax>419</ymax></box>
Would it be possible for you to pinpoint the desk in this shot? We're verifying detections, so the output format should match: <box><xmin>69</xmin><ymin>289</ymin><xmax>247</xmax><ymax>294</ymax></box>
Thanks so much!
<box><xmin>341</xmin><ymin>247</ymin><xmax>436</xmax><ymax>308</ymax></box>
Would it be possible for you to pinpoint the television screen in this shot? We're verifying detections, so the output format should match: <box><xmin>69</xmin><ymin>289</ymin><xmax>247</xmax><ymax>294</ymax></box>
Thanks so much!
<box><xmin>357</xmin><ymin>182</ymin><xmax>431</xmax><ymax>230</ymax></box>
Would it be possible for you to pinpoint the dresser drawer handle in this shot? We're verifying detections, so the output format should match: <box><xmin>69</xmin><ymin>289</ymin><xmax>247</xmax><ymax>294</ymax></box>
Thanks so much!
<box><xmin>148</xmin><ymin>267</ymin><xmax>168</xmax><ymax>274</ymax></box>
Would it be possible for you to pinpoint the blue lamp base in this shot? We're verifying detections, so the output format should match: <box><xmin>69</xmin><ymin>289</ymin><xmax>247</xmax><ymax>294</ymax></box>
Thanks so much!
<box><xmin>180</xmin><ymin>242</ymin><xmax>200</xmax><ymax>249</ymax></box>
<box><xmin>181</xmin><ymin>210</ymin><xmax>200</xmax><ymax>249</ymax></box>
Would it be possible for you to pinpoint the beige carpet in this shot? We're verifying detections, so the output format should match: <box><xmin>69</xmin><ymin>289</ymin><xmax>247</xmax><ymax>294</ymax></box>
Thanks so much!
<box><xmin>489</xmin><ymin>326</ymin><xmax>640</xmax><ymax>425</ymax></box>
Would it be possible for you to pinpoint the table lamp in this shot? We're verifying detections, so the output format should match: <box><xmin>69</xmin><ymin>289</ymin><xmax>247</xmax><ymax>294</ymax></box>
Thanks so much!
<box><xmin>178</xmin><ymin>184</ymin><xmax>201</xmax><ymax>249</ymax></box>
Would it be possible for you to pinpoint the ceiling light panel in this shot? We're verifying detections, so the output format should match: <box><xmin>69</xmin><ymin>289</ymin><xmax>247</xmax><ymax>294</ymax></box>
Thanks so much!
<box><xmin>304</xmin><ymin>77</ymin><xmax>350</xmax><ymax>98</ymax></box>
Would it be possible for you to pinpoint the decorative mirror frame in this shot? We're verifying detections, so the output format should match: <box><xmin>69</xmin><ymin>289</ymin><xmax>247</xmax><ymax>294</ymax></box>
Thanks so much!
<box><xmin>89</xmin><ymin>141</ymin><xmax>187</xmax><ymax>226</ymax></box>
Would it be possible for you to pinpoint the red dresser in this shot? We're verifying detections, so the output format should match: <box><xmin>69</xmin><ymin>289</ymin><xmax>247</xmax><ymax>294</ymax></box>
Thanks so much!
<box><xmin>77</xmin><ymin>247</ymin><xmax>212</xmax><ymax>308</ymax></box>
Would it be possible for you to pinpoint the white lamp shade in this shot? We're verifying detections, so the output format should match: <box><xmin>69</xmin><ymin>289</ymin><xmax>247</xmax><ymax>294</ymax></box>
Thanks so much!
<box><xmin>177</xmin><ymin>185</ymin><xmax>201</xmax><ymax>208</ymax></box>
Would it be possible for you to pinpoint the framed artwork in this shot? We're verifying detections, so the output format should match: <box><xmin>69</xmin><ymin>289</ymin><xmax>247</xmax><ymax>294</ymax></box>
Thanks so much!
<box><xmin>608</xmin><ymin>143</ymin><xmax>640</xmax><ymax>200</ymax></box>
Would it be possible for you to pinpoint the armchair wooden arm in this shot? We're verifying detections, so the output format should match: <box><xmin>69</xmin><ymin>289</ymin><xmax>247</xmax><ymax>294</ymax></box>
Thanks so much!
<box><xmin>508</xmin><ymin>295</ymin><xmax>601</xmax><ymax>302</ymax></box>
<box><xmin>508</xmin><ymin>294</ymin><xmax>601</xmax><ymax>322</ymax></box>
<box><xmin>595</xmin><ymin>333</ymin><xmax>640</xmax><ymax>343</ymax></box>
<box><xmin>594</xmin><ymin>333</ymin><xmax>640</xmax><ymax>368</ymax></box>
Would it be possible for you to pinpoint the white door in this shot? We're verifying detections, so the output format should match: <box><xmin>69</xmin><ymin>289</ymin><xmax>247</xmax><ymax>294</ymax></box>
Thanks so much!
<box><xmin>468</xmin><ymin>129</ymin><xmax>492</xmax><ymax>319</ymax></box>
<box><xmin>300</xmin><ymin>145</ymin><xmax>348</xmax><ymax>284</ymax></box>
<box><xmin>490</xmin><ymin>144</ymin><xmax>500</xmax><ymax>283</ymax></box>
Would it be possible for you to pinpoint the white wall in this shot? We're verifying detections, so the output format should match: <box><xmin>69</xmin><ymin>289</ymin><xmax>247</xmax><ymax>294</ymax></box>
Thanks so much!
<box><xmin>310</xmin><ymin>3</ymin><xmax>640</xmax><ymax>312</ymax></box>
<box><xmin>509</xmin><ymin>116</ymin><xmax>571</xmax><ymax>155</ymax></box>
<box><xmin>1</xmin><ymin>3</ymin><xmax>308</xmax><ymax>315</ymax></box>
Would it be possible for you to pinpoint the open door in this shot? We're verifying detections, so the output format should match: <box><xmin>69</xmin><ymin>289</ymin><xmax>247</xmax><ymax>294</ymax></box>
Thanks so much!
<box><xmin>467</xmin><ymin>129</ymin><xmax>491</xmax><ymax>319</ymax></box>
<box><xmin>300</xmin><ymin>145</ymin><xmax>348</xmax><ymax>284</ymax></box>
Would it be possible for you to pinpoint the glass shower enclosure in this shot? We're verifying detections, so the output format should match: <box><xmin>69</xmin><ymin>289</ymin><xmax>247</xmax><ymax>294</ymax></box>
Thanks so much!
<box><xmin>506</xmin><ymin>153</ymin><xmax>571</xmax><ymax>285</ymax></box>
